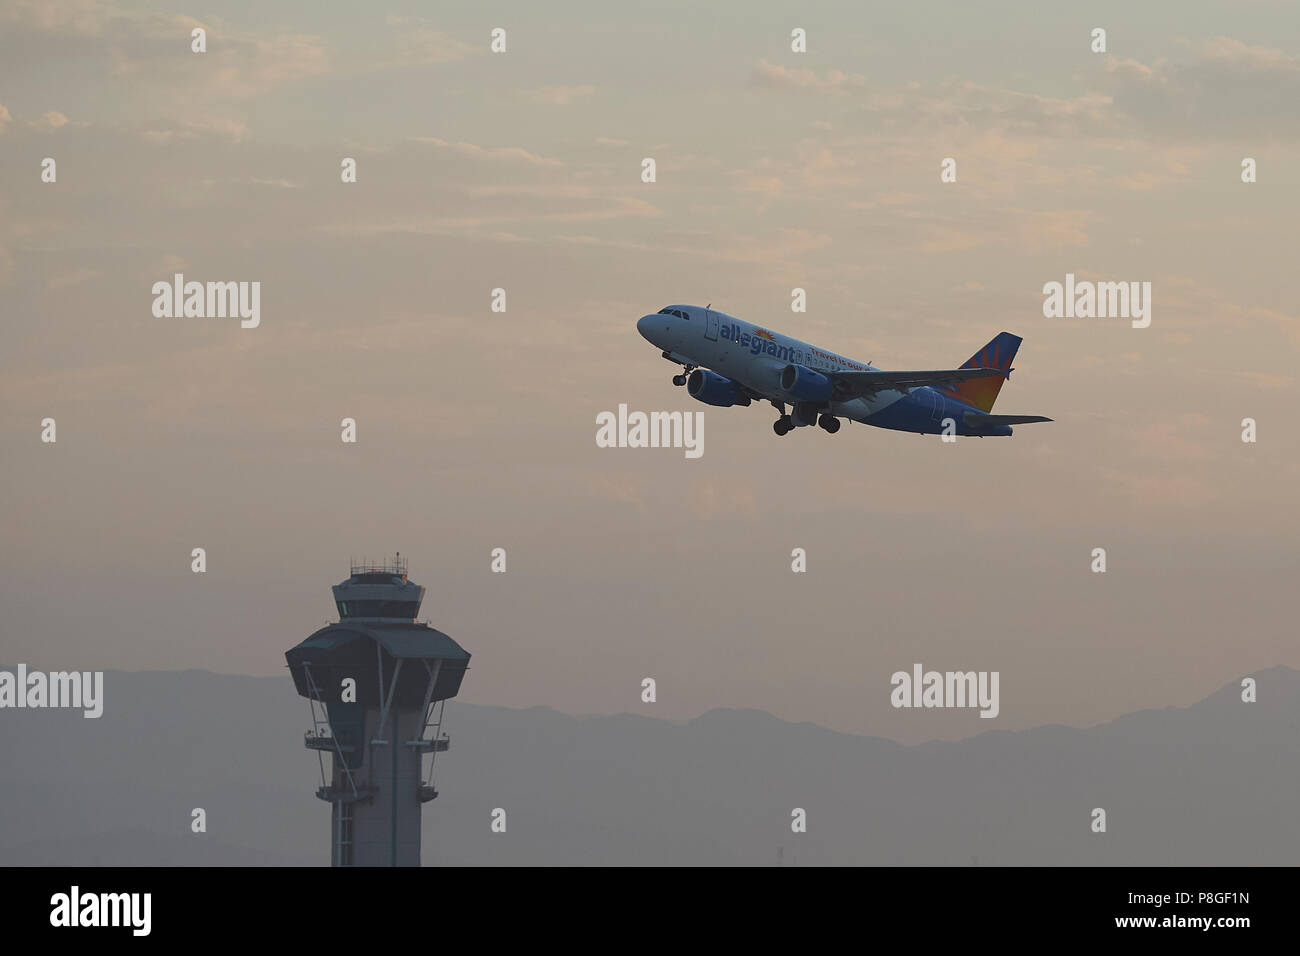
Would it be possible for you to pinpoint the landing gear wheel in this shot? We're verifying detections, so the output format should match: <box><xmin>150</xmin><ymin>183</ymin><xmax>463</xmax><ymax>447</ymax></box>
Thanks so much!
<box><xmin>773</xmin><ymin>415</ymin><xmax>793</xmax><ymax>436</ymax></box>
<box><xmin>672</xmin><ymin>374</ymin><xmax>687</xmax><ymax>386</ymax></box>
<box><xmin>819</xmin><ymin>415</ymin><xmax>841</xmax><ymax>434</ymax></box>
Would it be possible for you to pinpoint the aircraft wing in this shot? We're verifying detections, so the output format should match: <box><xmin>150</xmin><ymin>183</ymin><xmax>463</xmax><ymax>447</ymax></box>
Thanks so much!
<box><xmin>830</xmin><ymin>366</ymin><xmax>1007</xmax><ymax>398</ymax></box>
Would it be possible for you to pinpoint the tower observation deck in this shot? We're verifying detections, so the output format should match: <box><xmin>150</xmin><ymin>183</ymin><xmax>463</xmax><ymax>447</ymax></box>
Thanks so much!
<box><xmin>285</xmin><ymin>555</ymin><xmax>471</xmax><ymax>866</ymax></box>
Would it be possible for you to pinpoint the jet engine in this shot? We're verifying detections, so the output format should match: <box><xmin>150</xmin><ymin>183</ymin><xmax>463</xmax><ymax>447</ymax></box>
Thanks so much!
<box><xmin>687</xmin><ymin>369</ymin><xmax>752</xmax><ymax>407</ymax></box>
<box><xmin>779</xmin><ymin>364</ymin><xmax>833</xmax><ymax>403</ymax></box>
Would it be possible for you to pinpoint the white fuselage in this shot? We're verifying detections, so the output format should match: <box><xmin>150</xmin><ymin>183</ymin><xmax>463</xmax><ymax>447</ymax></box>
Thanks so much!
<box><xmin>637</xmin><ymin>304</ymin><xmax>915</xmax><ymax>423</ymax></box>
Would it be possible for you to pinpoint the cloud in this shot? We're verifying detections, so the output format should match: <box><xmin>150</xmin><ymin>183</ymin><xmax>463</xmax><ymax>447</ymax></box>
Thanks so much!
<box><xmin>522</xmin><ymin>85</ymin><xmax>596</xmax><ymax>106</ymax></box>
<box><xmin>728</xmin><ymin>142</ymin><xmax>869</xmax><ymax>209</ymax></box>
<box><xmin>105</xmin><ymin>25</ymin><xmax>332</xmax><ymax>101</ymax></box>
<box><xmin>1128</xmin><ymin>415</ymin><xmax>1214</xmax><ymax>463</ymax></box>
<box><xmin>752</xmin><ymin>60</ymin><xmax>866</xmax><ymax>95</ymax></box>
<box><xmin>151</xmin><ymin>253</ymin><xmax>188</xmax><ymax>274</ymax></box>
<box><xmin>1010</xmin><ymin>208</ymin><xmax>1095</xmax><ymax>250</ymax></box>
<box><xmin>1</xmin><ymin>0</ymin><xmax>110</xmax><ymax>35</ymax></box>
<box><xmin>716</xmin><ymin>226</ymin><xmax>832</xmax><ymax>266</ymax></box>
<box><xmin>1</xmin><ymin>3</ymin><xmax>475</xmax><ymax>144</ymax></box>
<box><xmin>244</xmin><ymin>178</ymin><xmax>299</xmax><ymax>189</ymax></box>
<box><xmin>410</xmin><ymin>137</ymin><xmax>564</xmax><ymax>167</ymax></box>
<box><xmin>0</xmin><ymin>104</ymin><xmax>10</xmax><ymax>133</ymax></box>
<box><xmin>35</xmin><ymin>110</ymin><xmax>69</xmax><ymax>129</ymax></box>
<box><xmin>328</xmin><ymin>193</ymin><xmax>662</xmax><ymax>236</ymax></box>
<box><xmin>205</xmin><ymin>33</ymin><xmax>332</xmax><ymax>98</ymax></box>
<box><xmin>354</xmin><ymin>27</ymin><xmax>477</xmax><ymax>70</ymax></box>
<box><xmin>141</xmin><ymin>116</ymin><xmax>250</xmax><ymax>144</ymax></box>
<box><xmin>1103</xmin><ymin>38</ymin><xmax>1300</xmax><ymax>140</ymax></box>
<box><xmin>580</xmin><ymin>472</ymin><xmax>648</xmax><ymax>512</ymax></box>
<box><xmin>47</xmin><ymin>266</ymin><xmax>101</xmax><ymax>289</ymax></box>
<box><xmin>850</xmin><ymin>79</ymin><xmax>1117</xmax><ymax>141</ymax></box>
<box><xmin>303</xmin><ymin>137</ymin><xmax>662</xmax><ymax>239</ymax></box>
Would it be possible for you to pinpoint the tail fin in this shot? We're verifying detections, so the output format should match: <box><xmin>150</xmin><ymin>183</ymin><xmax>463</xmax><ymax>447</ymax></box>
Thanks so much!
<box><xmin>939</xmin><ymin>332</ymin><xmax>1022</xmax><ymax>412</ymax></box>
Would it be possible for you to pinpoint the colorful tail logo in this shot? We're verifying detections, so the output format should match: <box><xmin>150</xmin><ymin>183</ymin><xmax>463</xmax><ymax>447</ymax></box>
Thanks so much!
<box><xmin>938</xmin><ymin>332</ymin><xmax>1022</xmax><ymax>412</ymax></box>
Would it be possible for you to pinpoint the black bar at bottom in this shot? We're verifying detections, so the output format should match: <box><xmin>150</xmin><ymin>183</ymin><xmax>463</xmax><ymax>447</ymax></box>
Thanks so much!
<box><xmin>5</xmin><ymin>865</ymin><xmax>1274</xmax><ymax>942</ymax></box>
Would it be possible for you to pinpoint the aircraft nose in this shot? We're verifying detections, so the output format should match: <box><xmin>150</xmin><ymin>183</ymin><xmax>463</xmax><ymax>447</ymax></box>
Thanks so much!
<box><xmin>637</xmin><ymin>313</ymin><xmax>661</xmax><ymax>342</ymax></box>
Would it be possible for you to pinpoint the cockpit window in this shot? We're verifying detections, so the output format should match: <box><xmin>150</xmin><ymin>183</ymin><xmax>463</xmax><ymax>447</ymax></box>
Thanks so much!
<box><xmin>658</xmin><ymin>308</ymin><xmax>673</xmax><ymax>315</ymax></box>
<box><xmin>657</xmin><ymin>308</ymin><xmax>691</xmax><ymax>320</ymax></box>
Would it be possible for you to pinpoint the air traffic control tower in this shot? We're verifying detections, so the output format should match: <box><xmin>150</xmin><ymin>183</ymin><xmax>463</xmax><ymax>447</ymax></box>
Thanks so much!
<box><xmin>285</xmin><ymin>555</ymin><xmax>470</xmax><ymax>866</ymax></box>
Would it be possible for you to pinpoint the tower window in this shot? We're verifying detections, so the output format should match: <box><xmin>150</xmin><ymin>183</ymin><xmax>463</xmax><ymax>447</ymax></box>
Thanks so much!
<box><xmin>337</xmin><ymin>600</ymin><xmax>419</xmax><ymax>618</ymax></box>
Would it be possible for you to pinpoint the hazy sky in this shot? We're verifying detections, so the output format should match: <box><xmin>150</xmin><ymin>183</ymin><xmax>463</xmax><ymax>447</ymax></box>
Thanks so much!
<box><xmin>2</xmin><ymin>0</ymin><xmax>1296</xmax><ymax>743</ymax></box>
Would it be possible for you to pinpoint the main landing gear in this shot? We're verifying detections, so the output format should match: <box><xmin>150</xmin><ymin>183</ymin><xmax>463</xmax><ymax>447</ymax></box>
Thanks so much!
<box><xmin>771</xmin><ymin>401</ymin><xmax>841</xmax><ymax>436</ymax></box>
<box><xmin>771</xmin><ymin>400</ymin><xmax>791</xmax><ymax>436</ymax></box>
<box><xmin>672</xmin><ymin>365</ymin><xmax>696</xmax><ymax>387</ymax></box>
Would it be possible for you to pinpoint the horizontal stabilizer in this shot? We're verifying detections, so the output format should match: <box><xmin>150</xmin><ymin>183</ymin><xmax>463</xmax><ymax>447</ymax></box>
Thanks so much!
<box><xmin>963</xmin><ymin>411</ymin><xmax>1053</xmax><ymax>427</ymax></box>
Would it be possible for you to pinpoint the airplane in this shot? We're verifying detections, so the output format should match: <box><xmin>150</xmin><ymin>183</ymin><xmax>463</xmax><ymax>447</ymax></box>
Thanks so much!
<box><xmin>636</xmin><ymin>305</ymin><xmax>1052</xmax><ymax>437</ymax></box>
